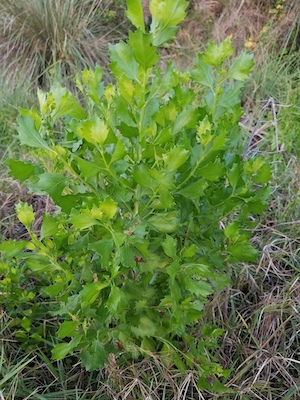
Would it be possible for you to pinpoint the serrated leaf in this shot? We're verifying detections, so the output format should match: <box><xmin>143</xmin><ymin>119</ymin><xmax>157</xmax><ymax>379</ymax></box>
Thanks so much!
<box><xmin>35</xmin><ymin>173</ymin><xmax>68</xmax><ymax>201</ymax></box>
<box><xmin>228</xmin><ymin>51</ymin><xmax>254</xmax><ymax>81</ymax></box>
<box><xmin>197</xmin><ymin>162</ymin><xmax>223</xmax><ymax>181</ymax></box>
<box><xmin>76</xmin><ymin>117</ymin><xmax>109</xmax><ymax>146</ymax></box>
<box><xmin>254</xmin><ymin>163</ymin><xmax>271</xmax><ymax>184</ymax></box>
<box><xmin>107</xmin><ymin>286</ymin><xmax>127</xmax><ymax>314</ymax></box>
<box><xmin>109</xmin><ymin>41</ymin><xmax>139</xmax><ymax>81</ymax></box>
<box><xmin>191</xmin><ymin>55</ymin><xmax>214</xmax><ymax>89</ymax></box>
<box><xmin>68</xmin><ymin>210</ymin><xmax>99</xmax><ymax>229</ymax></box>
<box><xmin>100</xmin><ymin>197</ymin><xmax>117</xmax><ymax>219</ymax></box>
<box><xmin>177</xmin><ymin>179</ymin><xmax>208</xmax><ymax>199</ymax></box>
<box><xmin>88</xmin><ymin>239</ymin><xmax>114</xmax><ymax>268</ymax></box>
<box><xmin>179</xmin><ymin>274</ymin><xmax>213</xmax><ymax>297</ymax></box>
<box><xmin>228</xmin><ymin>163</ymin><xmax>243</xmax><ymax>189</ymax></box>
<box><xmin>126</xmin><ymin>0</ymin><xmax>145</xmax><ymax>31</ymax></box>
<box><xmin>133</xmin><ymin>163</ymin><xmax>155</xmax><ymax>188</ymax></box>
<box><xmin>40</xmin><ymin>214</ymin><xmax>59</xmax><ymax>240</ymax></box>
<box><xmin>163</xmin><ymin>146</ymin><xmax>189</xmax><ymax>172</ymax></box>
<box><xmin>152</xmin><ymin>26</ymin><xmax>179</xmax><ymax>46</ymax></box>
<box><xmin>58</xmin><ymin>321</ymin><xmax>78</xmax><ymax>339</ymax></box>
<box><xmin>150</xmin><ymin>0</ymin><xmax>188</xmax><ymax>27</ymax></box>
<box><xmin>0</xmin><ymin>240</ymin><xmax>27</xmax><ymax>258</ymax></box>
<box><xmin>51</xmin><ymin>86</ymin><xmax>87</xmax><ymax>121</ymax></box>
<box><xmin>43</xmin><ymin>283</ymin><xmax>65</xmax><ymax>296</ymax></box>
<box><xmin>203</xmin><ymin>38</ymin><xmax>234</xmax><ymax>67</ymax></box>
<box><xmin>15</xmin><ymin>201</ymin><xmax>35</xmax><ymax>228</ymax></box>
<box><xmin>147</xmin><ymin>211</ymin><xmax>179</xmax><ymax>233</ymax></box>
<box><xmin>81</xmin><ymin>66</ymin><xmax>104</xmax><ymax>105</ymax></box>
<box><xmin>16</xmin><ymin>115</ymin><xmax>53</xmax><ymax>151</ymax></box>
<box><xmin>6</xmin><ymin>160</ymin><xmax>37</xmax><ymax>183</ymax></box>
<box><xmin>128</xmin><ymin>30</ymin><xmax>159</xmax><ymax>70</ymax></box>
<box><xmin>213</xmin><ymin>83</ymin><xmax>243</xmax><ymax>121</ymax></box>
<box><xmin>52</xmin><ymin>343</ymin><xmax>72</xmax><ymax>360</ymax></box>
<box><xmin>80</xmin><ymin>340</ymin><xmax>107</xmax><ymax>371</ymax></box>
<box><xmin>173</xmin><ymin>108</ymin><xmax>198</xmax><ymax>135</ymax></box>
<box><xmin>131</xmin><ymin>316</ymin><xmax>157</xmax><ymax>338</ymax></box>
<box><xmin>162</xmin><ymin>235</ymin><xmax>177</xmax><ymax>258</ymax></box>
<box><xmin>110</xmin><ymin>138</ymin><xmax>127</xmax><ymax>164</ymax></box>
<box><xmin>52</xmin><ymin>335</ymin><xmax>82</xmax><ymax>360</ymax></box>
<box><xmin>80</xmin><ymin>282</ymin><xmax>108</xmax><ymax>308</ymax></box>
<box><xmin>75</xmin><ymin>156</ymin><xmax>101</xmax><ymax>179</ymax></box>
<box><xmin>224</xmin><ymin>222</ymin><xmax>239</xmax><ymax>240</ymax></box>
<box><xmin>228</xmin><ymin>243</ymin><xmax>258</xmax><ymax>262</ymax></box>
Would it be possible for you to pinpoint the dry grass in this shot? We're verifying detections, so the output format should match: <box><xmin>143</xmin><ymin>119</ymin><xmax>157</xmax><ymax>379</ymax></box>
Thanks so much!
<box><xmin>0</xmin><ymin>0</ymin><xmax>128</xmax><ymax>89</ymax></box>
<box><xmin>176</xmin><ymin>0</ymin><xmax>299</xmax><ymax>60</ymax></box>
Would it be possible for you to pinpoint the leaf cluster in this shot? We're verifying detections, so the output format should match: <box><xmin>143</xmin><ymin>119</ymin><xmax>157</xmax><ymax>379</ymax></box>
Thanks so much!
<box><xmin>0</xmin><ymin>0</ymin><xmax>270</xmax><ymax>390</ymax></box>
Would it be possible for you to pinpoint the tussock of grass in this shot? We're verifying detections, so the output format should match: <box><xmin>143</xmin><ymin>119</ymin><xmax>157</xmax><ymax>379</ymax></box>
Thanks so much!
<box><xmin>0</xmin><ymin>0</ymin><xmax>128</xmax><ymax>90</ymax></box>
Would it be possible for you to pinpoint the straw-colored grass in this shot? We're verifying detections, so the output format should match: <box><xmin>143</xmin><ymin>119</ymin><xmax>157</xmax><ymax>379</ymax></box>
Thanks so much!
<box><xmin>0</xmin><ymin>0</ymin><xmax>128</xmax><ymax>89</ymax></box>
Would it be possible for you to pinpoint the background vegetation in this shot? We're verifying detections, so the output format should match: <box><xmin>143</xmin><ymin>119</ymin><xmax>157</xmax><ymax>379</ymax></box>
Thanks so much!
<box><xmin>0</xmin><ymin>0</ymin><xmax>299</xmax><ymax>399</ymax></box>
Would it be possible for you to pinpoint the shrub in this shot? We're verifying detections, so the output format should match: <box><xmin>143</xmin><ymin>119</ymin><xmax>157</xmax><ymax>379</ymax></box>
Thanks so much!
<box><xmin>0</xmin><ymin>0</ymin><xmax>270</xmax><ymax>391</ymax></box>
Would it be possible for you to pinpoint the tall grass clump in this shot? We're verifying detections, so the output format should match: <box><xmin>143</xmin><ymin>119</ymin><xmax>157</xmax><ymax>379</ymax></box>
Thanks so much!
<box><xmin>0</xmin><ymin>0</ymin><xmax>128</xmax><ymax>90</ymax></box>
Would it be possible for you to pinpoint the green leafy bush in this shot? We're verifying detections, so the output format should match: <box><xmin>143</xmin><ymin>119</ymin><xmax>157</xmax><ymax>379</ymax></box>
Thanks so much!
<box><xmin>0</xmin><ymin>0</ymin><xmax>270</xmax><ymax>390</ymax></box>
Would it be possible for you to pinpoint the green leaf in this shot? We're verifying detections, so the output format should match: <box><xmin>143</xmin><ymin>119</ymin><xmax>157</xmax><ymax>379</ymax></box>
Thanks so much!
<box><xmin>6</xmin><ymin>160</ymin><xmax>36</xmax><ymax>183</ymax></box>
<box><xmin>40</xmin><ymin>214</ymin><xmax>59</xmax><ymax>240</ymax></box>
<box><xmin>88</xmin><ymin>239</ymin><xmax>114</xmax><ymax>268</ymax></box>
<box><xmin>228</xmin><ymin>163</ymin><xmax>243</xmax><ymax>189</ymax></box>
<box><xmin>128</xmin><ymin>30</ymin><xmax>159</xmax><ymax>70</ymax></box>
<box><xmin>162</xmin><ymin>235</ymin><xmax>177</xmax><ymax>258</ymax></box>
<box><xmin>126</xmin><ymin>0</ymin><xmax>145</xmax><ymax>31</ymax></box>
<box><xmin>197</xmin><ymin>162</ymin><xmax>223</xmax><ymax>181</ymax></box>
<box><xmin>163</xmin><ymin>146</ymin><xmax>189</xmax><ymax>172</ymax></box>
<box><xmin>100</xmin><ymin>197</ymin><xmax>118</xmax><ymax>219</ymax></box>
<box><xmin>80</xmin><ymin>340</ymin><xmax>107</xmax><ymax>371</ymax></box>
<box><xmin>80</xmin><ymin>282</ymin><xmax>108</xmax><ymax>308</ymax></box>
<box><xmin>224</xmin><ymin>222</ymin><xmax>239</xmax><ymax>241</ymax></box>
<box><xmin>131</xmin><ymin>316</ymin><xmax>157</xmax><ymax>338</ymax></box>
<box><xmin>179</xmin><ymin>274</ymin><xmax>213</xmax><ymax>297</ymax></box>
<box><xmin>191</xmin><ymin>55</ymin><xmax>214</xmax><ymax>89</ymax></box>
<box><xmin>204</xmin><ymin>38</ymin><xmax>234</xmax><ymax>67</ymax></box>
<box><xmin>177</xmin><ymin>180</ymin><xmax>208</xmax><ymax>199</ymax></box>
<box><xmin>147</xmin><ymin>211</ymin><xmax>179</xmax><ymax>233</ymax></box>
<box><xmin>228</xmin><ymin>51</ymin><xmax>254</xmax><ymax>81</ymax></box>
<box><xmin>107</xmin><ymin>286</ymin><xmax>127</xmax><ymax>314</ymax></box>
<box><xmin>76</xmin><ymin>117</ymin><xmax>109</xmax><ymax>146</ymax></box>
<box><xmin>173</xmin><ymin>108</ymin><xmax>198</xmax><ymax>135</ymax></box>
<box><xmin>0</xmin><ymin>240</ymin><xmax>27</xmax><ymax>257</ymax></box>
<box><xmin>110</xmin><ymin>138</ymin><xmax>127</xmax><ymax>164</ymax></box>
<box><xmin>58</xmin><ymin>321</ymin><xmax>78</xmax><ymax>339</ymax></box>
<box><xmin>75</xmin><ymin>156</ymin><xmax>101</xmax><ymax>179</ymax></box>
<box><xmin>133</xmin><ymin>163</ymin><xmax>155</xmax><ymax>188</ymax></box>
<box><xmin>152</xmin><ymin>26</ymin><xmax>179</xmax><ymax>47</ymax></box>
<box><xmin>254</xmin><ymin>163</ymin><xmax>271</xmax><ymax>184</ymax></box>
<box><xmin>80</xmin><ymin>66</ymin><xmax>103</xmax><ymax>105</ymax></box>
<box><xmin>52</xmin><ymin>335</ymin><xmax>82</xmax><ymax>360</ymax></box>
<box><xmin>15</xmin><ymin>201</ymin><xmax>35</xmax><ymax>228</ymax></box>
<box><xmin>35</xmin><ymin>173</ymin><xmax>68</xmax><ymax>202</ymax></box>
<box><xmin>109</xmin><ymin>41</ymin><xmax>139</xmax><ymax>82</ymax></box>
<box><xmin>16</xmin><ymin>115</ymin><xmax>53</xmax><ymax>151</ymax></box>
<box><xmin>68</xmin><ymin>210</ymin><xmax>99</xmax><ymax>230</ymax></box>
<box><xmin>150</xmin><ymin>0</ymin><xmax>188</xmax><ymax>27</ymax></box>
<box><xmin>228</xmin><ymin>243</ymin><xmax>258</xmax><ymax>262</ymax></box>
<box><xmin>51</xmin><ymin>85</ymin><xmax>87</xmax><ymax>120</ymax></box>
